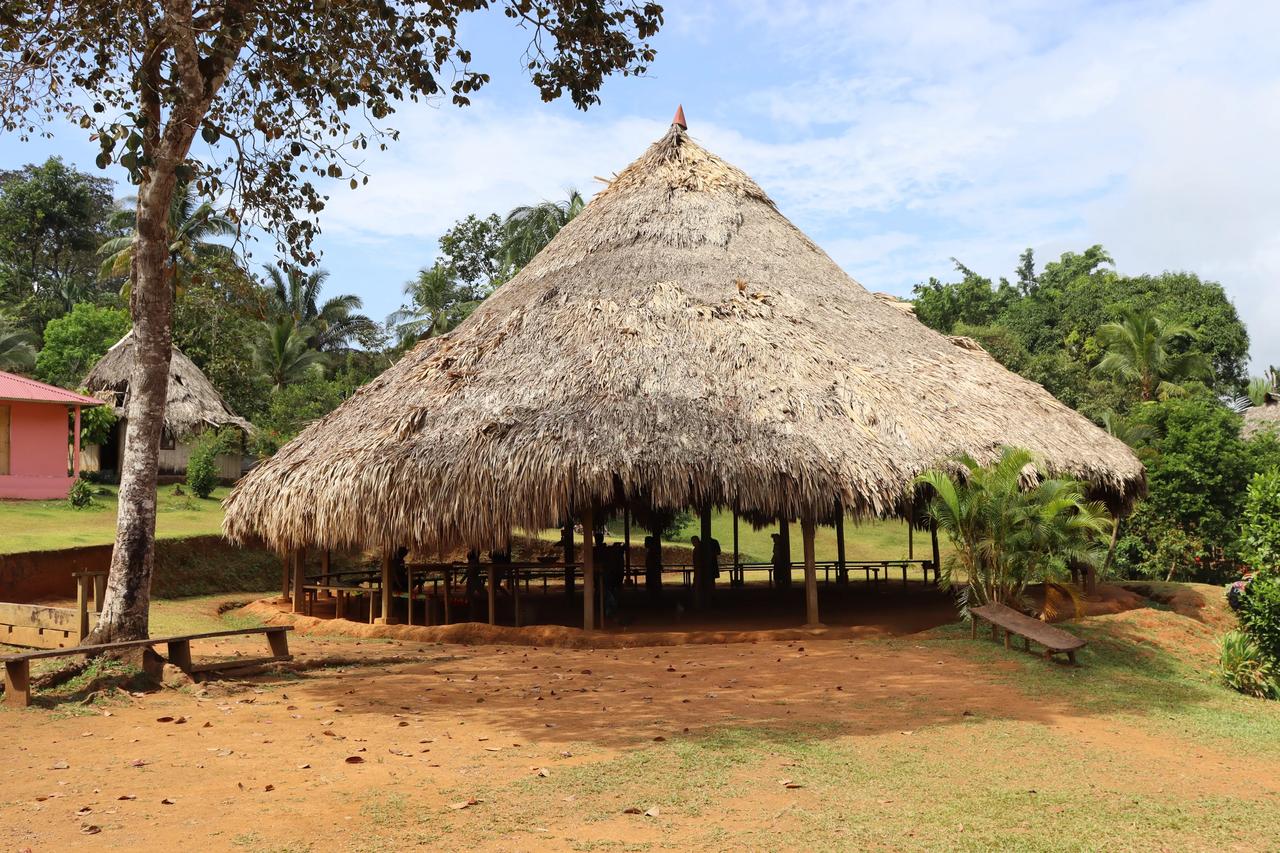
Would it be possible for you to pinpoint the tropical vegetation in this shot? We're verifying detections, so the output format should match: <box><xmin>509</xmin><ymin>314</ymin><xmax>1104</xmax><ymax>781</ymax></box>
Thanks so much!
<box><xmin>917</xmin><ymin>447</ymin><xmax>1112</xmax><ymax>615</ymax></box>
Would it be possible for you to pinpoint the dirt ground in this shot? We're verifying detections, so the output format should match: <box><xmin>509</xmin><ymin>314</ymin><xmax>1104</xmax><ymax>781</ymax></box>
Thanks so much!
<box><xmin>2</xmin><ymin>583</ymin><xmax>1277</xmax><ymax>852</ymax></box>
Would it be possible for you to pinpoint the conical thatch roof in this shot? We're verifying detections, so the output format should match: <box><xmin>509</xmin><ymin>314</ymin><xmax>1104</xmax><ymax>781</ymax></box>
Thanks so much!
<box><xmin>223</xmin><ymin>122</ymin><xmax>1143</xmax><ymax>554</ymax></box>
<box><xmin>1243</xmin><ymin>393</ymin><xmax>1280</xmax><ymax>439</ymax></box>
<box><xmin>85</xmin><ymin>332</ymin><xmax>253</xmax><ymax>437</ymax></box>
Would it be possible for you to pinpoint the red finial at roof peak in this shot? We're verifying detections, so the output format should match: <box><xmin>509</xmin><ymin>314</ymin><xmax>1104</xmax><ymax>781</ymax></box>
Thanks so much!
<box><xmin>672</xmin><ymin>104</ymin><xmax>687</xmax><ymax>130</ymax></box>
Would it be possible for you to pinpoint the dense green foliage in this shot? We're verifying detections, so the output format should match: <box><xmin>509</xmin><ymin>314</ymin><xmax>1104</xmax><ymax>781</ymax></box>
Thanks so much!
<box><xmin>1240</xmin><ymin>470</ymin><xmax>1280</xmax><ymax>571</ymax></box>
<box><xmin>0</xmin><ymin>158</ymin><xmax>119</xmax><ymax>328</ymax></box>
<box><xmin>1238</xmin><ymin>569</ymin><xmax>1280</xmax><ymax>685</ymax></box>
<box><xmin>918</xmin><ymin>447</ymin><xmax>1111</xmax><ymax>614</ymax></box>
<box><xmin>1218</xmin><ymin>629</ymin><xmax>1278</xmax><ymax>700</ymax></box>
<box><xmin>185</xmin><ymin>428</ymin><xmax>241</xmax><ymax>499</ymax></box>
<box><xmin>1115</xmin><ymin>399</ymin><xmax>1280</xmax><ymax>582</ymax></box>
<box><xmin>913</xmin><ymin>247</ymin><xmax>1249</xmax><ymax>417</ymax></box>
<box><xmin>34</xmin><ymin>302</ymin><xmax>129</xmax><ymax>387</ymax></box>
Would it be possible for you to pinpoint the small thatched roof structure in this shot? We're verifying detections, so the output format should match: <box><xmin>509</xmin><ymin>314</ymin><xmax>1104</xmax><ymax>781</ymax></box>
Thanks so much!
<box><xmin>223</xmin><ymin>120</ymin><xmax>1143</xmax><ymax>555</ymax></box>
<box><xmin>1243</xmin><ymin>393</ymin><xmax>1280</xmax><ymax>439</ymax></box>
<box><xmin>85</xmin><ymin>332</ymin><xmax>253</xmax><ymax>437</ymax></box>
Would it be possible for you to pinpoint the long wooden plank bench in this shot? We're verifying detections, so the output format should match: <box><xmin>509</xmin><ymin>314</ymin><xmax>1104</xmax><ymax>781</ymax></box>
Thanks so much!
<box><xmin>970</xmin><ymin>603</ymin><xmax>1085</xmax><ymax>664</ymax></box>
<box><xmin>1</xmin><ymin>626</ymin><xmax>293</xmax><ymax>708</ymax></box>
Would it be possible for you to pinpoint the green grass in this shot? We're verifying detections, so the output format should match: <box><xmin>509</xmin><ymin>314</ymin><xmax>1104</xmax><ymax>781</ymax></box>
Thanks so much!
<box><xmin>0</xmin><ymin>484</ymin><xmax>230</xmax><ymax>553</ymax></box>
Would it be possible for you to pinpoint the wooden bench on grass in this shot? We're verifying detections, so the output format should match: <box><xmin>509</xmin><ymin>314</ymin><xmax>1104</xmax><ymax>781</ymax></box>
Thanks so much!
<box><xmin>1</xmin><ymin>626</ymin><xmax>293</xmax><ymax>708</ymax></box>
<box><xmin>970</xmin><ymin>603</ymin><xmax>1086</xmax><ymax>664</ymax></box>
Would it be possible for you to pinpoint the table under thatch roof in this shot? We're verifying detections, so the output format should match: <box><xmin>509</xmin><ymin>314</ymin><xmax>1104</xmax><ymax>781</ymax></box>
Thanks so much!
<box><xmin>223</xmin><ymin>118</ymin><xmax>1143</xmax><ymax>557</ymax></box>
<box><xmin>85</xmin><ymin>332</ymin><xmax>253</xmax><ymax>437</ymax></box>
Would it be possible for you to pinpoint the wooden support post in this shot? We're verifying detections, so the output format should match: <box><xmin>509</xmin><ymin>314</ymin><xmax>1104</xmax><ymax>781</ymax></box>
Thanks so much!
<box><xmin>733</xmin><ymin>510</ymin><xmax>740</xmax><ymax>586</ymax></box>
<box><xmin>321</xmin><ymin>550</ymin><xmax>332</xmax><ymax>595</ymax></box>
<box><xmin>442</xmin><ymin>567</ymin><xmax>453</xmax><ymax>624</ymax></box>
<box><xmin>407</xmin><ymin>576</ymin><xmax>414</xmax><ymax>627</ymax></box>
<box><xmin>76</xmin><ymin>573</ymin><xmax>90</xmax><ymax>641</ymax></box>
<box><xmin>582</xmin><ymin>505</ymin><xmax>596</xmax><ymax>632</ymax></box>
<box><xmin>513</xmin><ymin>566</ymin><xmax>522</xmax><ymax>628</ymax></box>
<box><xmin>835</xmin><ymin>505</ymin><xmax>847</xmax><ymax>585</ymax></box>
<box><xmin>5</xmin><ymin>659</ymin><xmax>31</xmax><ymax>707</ymax></box>
<box><xmin>292</xmin><ymin>550</ymin><xmax>305</xmax><ymax>614</ymax></box>
<box><xmin>562</xmin><ymin>522</ymin><xmax>575</xmax><ymax>597</ymax></box>
<box><xmin>908</xmin><ymin>507</ymin><xmax>915</xmax><ymax>560</ymax></box>
<box><xmin>487</xmin><ymin>564</ymin><xmax>498</xmax><ymax>626</ymax></box>
<box><xmin>375</xmin><ymin>550</ymin><xmax>394</xmax><ymax>625</ymax></box>
<box><xmin>72</xmin><ymin>405</ymin><xmax>82</xmax><ymax>478</ymax></box>
<box><xmin>267</xmin><ymin>628</ymin><xmax>290</xmax><ymax>658</ymax></box>
<box><xmin>93</xmin><ymin>573</ymin><xmax>105</xmax><ymax>612</ymax></box>
<box><xmin>280</xmin><ymin>552</ymin><xmax>290</xmax><ymax>602</ymax></box>
<box><xmin>167</xmin><ymin>639</ymin><xmax>193</xmax><ymax>673</ymax></box>
<box><xmin>623</xmin><ymin>506</ymin><xmax>632</xmax><ymax>584</ymax></box>
<box><xmin>930</xmin><ymin>521</ymin><xmax>941</xmax><ymax>586</ymax></box>
<box><xmin>802</xmin><ymin>513</ymin><xmax>821</xmax><ymax>627</ymax></box>
<box><xmin>778</xmin><ymin>518</ymin><xmax>791</xmax><ymax>588</ymax></box>
<box><xmin>695</xmin><ymin>504</ymin><xmax>712</xmax><ymax>609</ymax></box>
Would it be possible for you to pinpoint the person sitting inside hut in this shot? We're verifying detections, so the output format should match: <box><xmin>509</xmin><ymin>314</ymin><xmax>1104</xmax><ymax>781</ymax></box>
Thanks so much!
<box><xmin>644</xmin><ymin>534</ymin><xmax>663</xmax><ymax>598</ymax></box>
<box><xmin>771</xmin><ymin>533</ymin><xmax>791</xmax><ymax>589</ymax></box>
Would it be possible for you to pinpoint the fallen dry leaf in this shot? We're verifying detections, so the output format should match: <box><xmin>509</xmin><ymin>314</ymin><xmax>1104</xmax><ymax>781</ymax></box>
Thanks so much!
<box><xmin>536</xmin><ymin>767</ymin><xmax>550</xmax><ymax>778</ymax></box>
<box><xmin>448</xmin><ymin>798</ymin><xmax>480</xmax><ymax>810</ymax></box>
<box><xmin>117</xmin><ymin>794</ymin><xmax>135</xmax><ymax>801</ymax></box>
<box><xmin>80</xmin><ymin>825</ymin><xmax>101</xmax><ymax>835</ymax></box>
<box><xmin>344</xmin><ymin>756</ymin><xmax>365</xmax><ymax>764</ymax></box>
<box><xmin>622</xmin><ymin>807</ymin><xmax>643</xmax><ymax>815</ymax></box>
<box><xmin>645</xmin><ymin>806</ymin><xmax>660</xmax><ymax>817</ymax></box>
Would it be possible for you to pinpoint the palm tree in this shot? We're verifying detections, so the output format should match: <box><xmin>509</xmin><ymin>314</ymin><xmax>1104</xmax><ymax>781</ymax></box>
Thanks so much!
<box><xmin>0</xmin><ymin>315</ymin><xmax>37</xmax><ymax>372</ymax></box>
<box><xmin>917</xmin><ymin>447</ymin><xmax>1111</xmax><ymax>615</ymax></box>
<box><xmin>98</xmin><ymin>181</ymin><xmax>236</xmax><ymax>295</ymax></box>
<box><xmin>252</xmin><ymin>318</ymin><xmax>325</xmax><ymax>390</ymax></box>
<box><xmin>261</xmin><ymin>265</ymin><xmax>372</xmax><ymax>351</ymax></box>
<box><xmin>1093</xmin><ymin>309</ymin><xmax>1212</xmax><ymax>401</ymax></box>
<box><xmin>388</xmin><ymin>264</ymin><xmax>477</xmax><ymax>346</ymax></box>
<box><xmin>501</xmin><ymin>189</ymin><xmax>586</xmax><ymax>273</ymax></box>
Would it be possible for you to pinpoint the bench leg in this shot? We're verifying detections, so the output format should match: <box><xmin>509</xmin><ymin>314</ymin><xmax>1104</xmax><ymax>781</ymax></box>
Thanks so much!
<box><xmin>167</xmin><ymin>639</ymin><xmax>193</xmax><ymax>673</ymax></box>
<box><xmin>266</xmin><ymin>629</ymin><xmax>290</xmax><ymax>659</ymax></box>
<box><xmin>141</xmin><ymin>647</ymin><xmax>165</xmax><ymax>680</ymax></box>
<box><xmin>971</xmin><ymin>618</ymin><xmax>977</xmax><ymax>639</ymax></box>
<box><xmin>4</xmin><ymin>659</ymin><xmax>31</xmax><ymax>708</ymax></box>
<box><xmin>1067</xmin><ymin>650</ymin><xmax>1077</xmax><ymax>665</ymax></box>
<box><xmin>1004</xmin><ymin>629</ymin><xmax>1010</xmax><ymax>650</ymax></box>
<box><xmin>1023</xmin><ymin>636</ymin><xmax>1030</xmax><ymax>653</ymax></box>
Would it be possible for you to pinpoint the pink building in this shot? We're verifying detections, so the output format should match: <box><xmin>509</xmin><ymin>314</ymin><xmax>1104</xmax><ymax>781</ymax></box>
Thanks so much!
<box><xmin>0</xmin><ymin>371</ymin><xmax>103</xmax><ymax>500</ymax></box>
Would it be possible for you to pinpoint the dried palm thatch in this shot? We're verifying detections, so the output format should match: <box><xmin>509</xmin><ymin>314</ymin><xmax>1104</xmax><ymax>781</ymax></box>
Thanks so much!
<box><xmin>85</xmin><ymin>332</ymin><xmax>253</xmax><ymax>437</ymax></box>
<box><xmin>1243</xmin><ymin>395</ymin><xmax>1280</xmax><ymax>439</ymax></box>
<box><xmin>223</xmin><ymin>122</ymin><xmax>1144</xmax><ymax>555</ymax></box>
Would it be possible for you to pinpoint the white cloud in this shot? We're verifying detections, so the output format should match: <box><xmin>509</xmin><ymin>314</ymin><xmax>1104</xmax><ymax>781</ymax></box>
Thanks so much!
<box><xmin>314</xmin><ymin>0</ymin><xmax>1279</xmax><ymax>367</ymax></box>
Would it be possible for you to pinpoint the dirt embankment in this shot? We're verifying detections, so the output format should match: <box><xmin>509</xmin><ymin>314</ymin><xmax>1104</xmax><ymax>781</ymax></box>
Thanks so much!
<box><xmin>0</xmin><ymin>537</ymin><xmax>282</xmax><ymax>603</ymax></box>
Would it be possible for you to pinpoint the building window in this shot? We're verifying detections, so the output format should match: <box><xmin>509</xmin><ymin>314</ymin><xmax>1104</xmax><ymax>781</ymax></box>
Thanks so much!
<box><xmin>160</xmin><ymin>428</ymin><xmax>175</xmax><ymax>450</ymax></box>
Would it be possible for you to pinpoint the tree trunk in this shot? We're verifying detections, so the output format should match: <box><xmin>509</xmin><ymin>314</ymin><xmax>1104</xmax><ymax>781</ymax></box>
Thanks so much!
<box><xmin>88</xmin><ymin>171</ymin><xmax>178</xmax><ymax>642</ymax></box>
<box><xmin>1097</xmin><ymin>515</ymin><xmax>1121</xmax><ymax>595</ymax></box>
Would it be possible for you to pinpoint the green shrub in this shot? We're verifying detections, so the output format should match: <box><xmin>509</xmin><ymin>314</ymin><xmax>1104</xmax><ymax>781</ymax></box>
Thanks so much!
<box><xmin>1218</xmin><ymin>630</ymin><xmax>1278</xmax><ymax>699</ymax></box>
<box><xmin>67</xmin><ymin>477</ymin><xmax>95</xmax><ymax>508</ymax></box>
<box><xmin>185</xmin><ymin>427</ymin><xmax>238</xmax><ymax>498</ymax></box>
<box><xmin>1239</xmin><ymin>569</ymin><xmax>1280</xmax><ymax>666</ymax></box>
<box><xmin>1241</xmin><ymin>469</ymin><xmax>1280</xmax><ymax>571</ymax></box>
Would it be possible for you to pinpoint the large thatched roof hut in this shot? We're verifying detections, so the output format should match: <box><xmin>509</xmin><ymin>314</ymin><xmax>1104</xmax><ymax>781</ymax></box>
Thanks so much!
<box><xmin>85</xmin><ymin>332</ymin><xmax>253</xmax><ymax>479</ymax></box>
<box><xmin>224</xmin><ymin>113</ymin><xmax>1143</xmax><ymax>629</ymax></box>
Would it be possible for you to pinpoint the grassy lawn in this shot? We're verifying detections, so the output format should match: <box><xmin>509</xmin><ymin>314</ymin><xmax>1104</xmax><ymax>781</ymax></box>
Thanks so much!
<box><xmin>0</xmin><ymin>484</ymin><xmax>230</xmax><ymax>554</ymax></box>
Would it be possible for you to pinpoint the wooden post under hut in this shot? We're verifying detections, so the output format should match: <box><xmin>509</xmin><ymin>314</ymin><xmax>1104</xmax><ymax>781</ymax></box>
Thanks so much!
<box><xmin>292</xmin><ymin>550</ymin><xmax>305</xmax><ymax>614</ymax></box>
<box><xmin>581</xmin><ymin>505</ymin><xmax>595</xmax><ymax>632</ymax></box>
<box><xmin>375</xmin><ymin>549</ymin><xmax>393</xmax><ymax>625</ymax></box>
<box><xmin>835</xmin><ymin>504</ymin><xmax>847</xmax><ymax>584</ymax></box>
<box><xmin>802</xmin><ymin>513</ymin><xmax>820</xmax><ymax>627</ymax></box>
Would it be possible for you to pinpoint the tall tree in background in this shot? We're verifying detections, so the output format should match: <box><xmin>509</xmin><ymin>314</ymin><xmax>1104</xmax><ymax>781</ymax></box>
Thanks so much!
<box><xmin>389</xmin><ymin>264</ymin><xmax>476</xmax><ymax>345</ymax></box>
<box><xmin>502</xmin><ymin>188</ymin><xmax>586</xmax><ymax>272</ymax></box>
<box><xmin>253</xmin><ymin>317</ymin><xmax>324</xmax><ymax>390</ymax></box>
<box><xmin>1094</xmin><ymin>309</ymin><xmax>1212</xmax><ymax>402</ymax></box>
<box><xmin>0</xmin><ymin>157</ymin><xmax>117</xmax><ymax>324</ymax></box>
<box><xmin>0</xmin><ymin>312</ymin><xmax>37</xmax><ymax>371</ymax></box>
<box><xmin>98</xmin><ymin>181</ymin><xmax>236</xmax><ymax>296</ymax></box>
<box><xmin>0</xmin><ymin>0</ymin><xmax>663</xmax><ymax>642</ymax></box>
<box><xmin>261</xmin><ymin>265</ymin><xmax>373</xmax><ymax>352</ymax></box>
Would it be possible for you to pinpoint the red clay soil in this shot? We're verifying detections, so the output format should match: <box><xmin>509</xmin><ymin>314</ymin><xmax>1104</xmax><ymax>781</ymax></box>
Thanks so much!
<box><xmin>1</xmin><ymin>582</ymin><xmax>1266</xmax><ymax>852</ymax></box>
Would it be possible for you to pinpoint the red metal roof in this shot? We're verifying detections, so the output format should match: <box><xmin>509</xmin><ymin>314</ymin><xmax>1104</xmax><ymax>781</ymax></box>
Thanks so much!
<box><xmin>0</xmin><ymin>370</ymin><xmax>103</xmax><ymax>406</ymax></box>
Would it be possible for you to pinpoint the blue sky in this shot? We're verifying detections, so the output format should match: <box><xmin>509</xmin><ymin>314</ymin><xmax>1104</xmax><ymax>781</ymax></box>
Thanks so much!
<box><xmin>4</xmin><ymin>0</ymin><xmax>1278</xmax><ymax>367</ymax></box>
